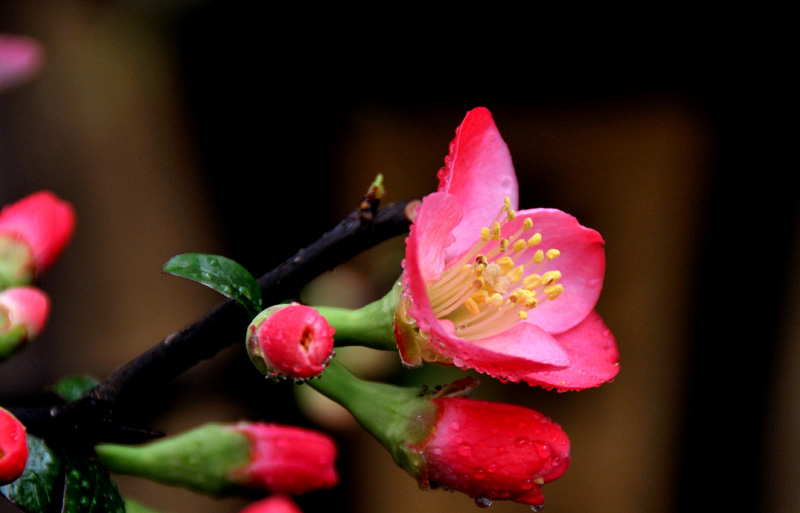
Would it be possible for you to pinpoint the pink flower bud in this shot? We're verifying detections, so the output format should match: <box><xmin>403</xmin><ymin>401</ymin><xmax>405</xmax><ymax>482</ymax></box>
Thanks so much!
<box><xmin>230</xmin><ymin>423</ymin><xmax>338</xmax><ymax>495</ymax></box>
<box><xmin>239</xmin><ymin>495</ymin><xmax>303</xmax><ymax>513</ymax></box>
<box><xmin>0</xmin><ymin>191</ymin><xmax>76</xmax><ymax>278</ymax></box>
<box><xmin>0</xmin><ymin>34</ymin><xmax>44</xmax><ymax>93</ymax></box>
<box><xmin>0</xmin><ymin>407</ymin><xmax>28</xmax><ymax>485</ymax></box>
<box><xmin>0</xmin><ymin>287</ymin><xmax>49</xmax><ymax>339</ymax></box>
<box><xmin>414</xmin><ymin>397</ymin><xmax>570</xmax><ymax>507</ymax></box>
<box><xmin>247</xmin><ymin>303</ymin><xmax>335</xmax><ymax>380</ymax></box>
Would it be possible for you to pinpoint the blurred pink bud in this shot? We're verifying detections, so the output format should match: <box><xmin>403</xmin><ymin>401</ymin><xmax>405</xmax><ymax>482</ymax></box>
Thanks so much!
<box><xmin>0</xmin><ymin>287</ymin><xmax>49</xmax><ymax>358</ymax></box>
<box><xmin>0</xmin><ymin>34</ymin><xmax>44</xmax><ymax>93</ymax></box>
<box><xmin>239</xmin><ymin>495</ymin><xmax>303</xmax><ymax>513</ymax></box>
<box><xmin>0</xmin><ymin>407</ymin><xmax>28</xmax><ymax>485</ymax></box>
<box><xmin>247</xmin><ymin>303</ymin><xmax>335</xmax><ymax>380</ymax></box>
<box><xmin>0</xmin><ymin>191</ymin><xmax>76</xmax><ymax>278</ymax></box>
<box><xmin>230</xmin><ymin>422</ymin><xmax>338</xmax><ymax>495</ymax></box>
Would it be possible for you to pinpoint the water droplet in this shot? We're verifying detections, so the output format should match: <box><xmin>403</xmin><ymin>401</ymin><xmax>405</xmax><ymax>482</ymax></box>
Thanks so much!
<box><xmin>458</xmin><ymin>445</ymin><xmax>471</xmax><ymax>456</ymax></box>
<box><xmin>530</xmin><ymin>505</ymin><xmax>544</xmax><ymax>512</ymax></box>
<box><xmin>208</xmin><ymin>257</ymin><xmax>219</xmax><ymax>266</ymax></box>
<box><xmin>475</xmin><ymin>496</ymin><xmax>493</xmax><ymax>508</ymax></box>
<box><xmin>473</xmin><ymin>468</ymin><xmax>486</xmax><ymax>480</ymax></box>
<box><xmin>450</xmin><ymin>421</ymin><xmax>461</xmax><ymax>431</ymax></box>
<box><xmin>487</xmin><ymin>463</ymin><xmax>497</xmax><ymax>473</ymax></box>
<box><xmin>532</xmin><ymin>442</ymin><xmax>552</xmax><ymax>459</ymax></box>
<box><xmin>454</xmin><ymin>436</ymin><xmax>463</xmax><ymax>444</ymax></box>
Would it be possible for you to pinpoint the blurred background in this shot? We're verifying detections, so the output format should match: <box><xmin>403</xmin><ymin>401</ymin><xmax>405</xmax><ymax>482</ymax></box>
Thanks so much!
<box><xmin>1</xmin><ymin>2</ymin><xmax>796</xmax><ymax>512</ymax></box>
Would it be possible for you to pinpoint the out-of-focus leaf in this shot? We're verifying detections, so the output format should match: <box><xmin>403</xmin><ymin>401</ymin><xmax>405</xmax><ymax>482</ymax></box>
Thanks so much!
<box><xmin>0</xmin><ymin>434</ymin><xmax>63</xmax><ymax>512</ymax></box>
<box><xmin>162</xmin><ymin>253</ymin><xmax>262</xmax><ymax>317</ymax></box>
<box><xmin>50</xmin><ymin>375</ymin><xmax>99</xmax><ymax>403</ymax></box>
<box><xmin>62</xmin><ymin>455</ymin><xmax>124</xmax><ymax>513</ymax></box>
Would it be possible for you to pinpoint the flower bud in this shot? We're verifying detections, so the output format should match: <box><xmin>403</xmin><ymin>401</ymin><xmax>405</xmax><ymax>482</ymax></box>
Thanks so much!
<box><xmin>239</xmin><ymin>495</ymin><xmax>303</xmax><ymax>513</ymax></box>
<box><xmin>0</xmin><ymin>407</ymin><xmax>28</xmax><ymax>485</ymax></box>
<box><xmin>413</xmin><ymin>397</ymin><xmax>570</xmax><ymax>507</ymax></box>
<box><xmin>0</xmin><ymin>286</ymin><xmax>50</xmax><ymax>360</ymax></box>
<box><xmin>0</xmin><ymin>191</ymin><xmax>76</xmax><ymax>287</ymax></box>
<box><xmin>95</xmin><ymin>422</ymin><xmax>338</xmax><ymax>496</ymax></box>
<box><xmin>247</xmin><ymin>303</ymin><xmax>335</xmax><ymax>380</ymax></box>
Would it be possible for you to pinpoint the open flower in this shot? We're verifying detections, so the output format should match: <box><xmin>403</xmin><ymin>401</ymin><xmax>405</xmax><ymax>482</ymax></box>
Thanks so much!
<box><xmin>395</xmin><ymin>107</ymin><xmax>618</xmax><ymax>390</ymax></box>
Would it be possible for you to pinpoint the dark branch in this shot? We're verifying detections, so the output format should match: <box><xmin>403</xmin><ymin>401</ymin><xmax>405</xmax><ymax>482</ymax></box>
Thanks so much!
<box><xmin>11</xmin><ymin>198</ymin><xmax>414</xmax><ymax>443</ymax></box>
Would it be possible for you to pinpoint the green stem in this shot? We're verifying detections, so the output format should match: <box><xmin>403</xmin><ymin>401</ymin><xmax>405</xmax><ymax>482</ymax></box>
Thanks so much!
<box><xmin>314</xmin><ymin>280</ymin><xmax>401</xmax><ymax>350</ymax></box>
<box><xmin>308</xmin><ymin>360</ymin><xmax>437</xmax><ymax>478</ymax></box>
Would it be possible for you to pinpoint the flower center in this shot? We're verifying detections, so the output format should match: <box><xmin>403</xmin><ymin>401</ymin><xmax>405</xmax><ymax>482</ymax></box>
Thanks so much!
<box><xmin>426</xmin><ymin>197</ymin><xmax>563</xmax><ymax>340</ymax></box>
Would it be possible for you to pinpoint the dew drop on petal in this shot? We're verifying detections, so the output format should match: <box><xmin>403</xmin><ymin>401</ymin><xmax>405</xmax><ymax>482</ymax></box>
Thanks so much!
<box><xmin>475</xmin><ymin>497</ymin><xmax>493</xmax><ymax>508</ymax></box>
<box><xmin>530</xmin><ymin>506</ymin><xmax>544</xmax><ymax>512</ymax></box>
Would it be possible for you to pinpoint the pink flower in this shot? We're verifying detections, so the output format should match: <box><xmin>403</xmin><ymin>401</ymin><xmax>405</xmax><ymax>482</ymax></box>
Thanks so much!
<box><xmin>0</xmin><ymin>191</ymin><xmax>76</xmax><ymax>279</ymax></box>
<box><xmin>240</xmin><ymin>495</ymin><xmax>304</xmax><ymax>513</ymax></box>
<box><xmin>395</xmin><ymin>107</ymin><xmax>618</xmax><ymax>390</ymax></box>
<box><xmin>230</xmin><ymin>423</ymin><xmax>338</xmax><ymax>495</ymax></box>
<box><xmin>0</xmin><ymin>286</ymin><xmax>50</xmax><ymax>359</ymax></box>
<box><xmin>246</xmin><ymin>303</ymin><xmax>335</xmax><ymax>380</ymax></box>
<box><xmin>0</xmin><ymin>34</ymin><xmax>43</xmax><ymax>94</ymax></box>
<box><xmin>412</xmin><ymin>396</ymin><xmax>569</xmax><ymax>507</ymax></box>
<box><xmin>0</xmin><ymin>407</ymin><xmax>28</xmax><ymax>485</ymax></box>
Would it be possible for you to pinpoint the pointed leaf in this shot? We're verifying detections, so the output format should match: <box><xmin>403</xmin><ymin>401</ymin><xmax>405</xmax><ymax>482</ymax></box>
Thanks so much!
<box><xmin>0</xmin><ymin>435</ymin><xmax>63</xmax><ymax>513</ymax></box>
<box><xmin>62</xmin><ymin>455</ymin><xmax>124</xmax><ymax>513</ymax></box>
<box><xmin>162</xmin><ymin>253</ymin><xmax>262</xmax><ymax>317</ymax></box>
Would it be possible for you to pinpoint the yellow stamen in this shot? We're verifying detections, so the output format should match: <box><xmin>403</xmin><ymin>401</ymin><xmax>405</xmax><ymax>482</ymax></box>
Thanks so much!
<box><xmin>545</xmin><ymin>284</ymin><xmax>564</xmax><ymax>300</ymax></box>
<box><xmin>464</xmin><ymin>297</ymin><xmax>480</xmax><ymax>315</ymax></box>
<box><xmin>512</xmin><ymin>239</ymin><xmax>527</xmax><ymax>252</ymax></box>
<box><xmin>522</xmin><ymin>273</ymin><xmax>542</xmax><ymax>289</ymax></box>
<box><xmin>506</xmin><ymin>209</ymin><xmax>516</xmax><ymax>222</ymax></box>
<box><xmin>523</xmin><ymin>218</ymin><xmax>533</xmax><ymax>231</ymax></box>
<box><xmin>491</xmin><ymin>222</ymin><xmax>502</xmax><ymax>240</ymax></box>
<box><xmin>496</xmin><ymin>256</ymin><xmax>514</xmax><ymax>273</ymax></box>
<box><xmin>508</xmin><ymin>266</ymin><xmax>524</xmax><ymax>284</ymax></box>
<box><xmin>518</xmin><ymin>311</ymin><xmax>528</xmax><ymax>320</ymax></box>
<box><xmin>542</xmin><ymin>270</ymin><xmax>562</xmax><ymax>286</ymax></box>
<box><xmin>532</xmin><ymin>250</ymin><xmax>544</xmax><ymax>264</ymax></box>
<box><xmin>546</xmin><ymin>249</ymin><xmax>561</xmax><ymax>260</ymax></box>
<box><xmin>481</xmin><ymin>227</ymin><xmax>490</xmax><ymax>242</ymax></box>
<box><xmin>528</xmin><ymin>233</ymin><xmax>542</xmax><ymax>246</ymax></box>
<box><xmin>499</xmin><ymin>238</ymin><xmax>509</xmax><ymax>252</ymax></box>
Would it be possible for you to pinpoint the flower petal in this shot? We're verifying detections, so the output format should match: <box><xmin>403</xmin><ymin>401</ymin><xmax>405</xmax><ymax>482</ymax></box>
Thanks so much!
<box><xmin>437</xmin><ymin>107</ymin><xmax>518</xmax><ymax>262</ymax></box>
<box><xmin>522</xmin><ymin>310</ymin><xmax>619</xmax><ymax>390</ymax></box>
<box><xmin>427</xmin><ymin>320</ymin><xmax>570</xmax><ymax>382</ymax></box>
<box><xmin>407</xmin><ymin>192</ymin><xmax>460</xmax><ymax>284</ymax></box>
<box><xmin>512</xmin><ymin>208</ymin><xmax>605</xmax><ymax>334</ymax></box>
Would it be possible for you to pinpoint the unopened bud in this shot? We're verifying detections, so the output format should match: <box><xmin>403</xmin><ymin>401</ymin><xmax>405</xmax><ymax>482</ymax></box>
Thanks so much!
<box><xmin>246</xmin><ymin>303</ymin><xmax>334</xmax><ymax>380</ymax></box>
<box><xmin>0</xmin><ymin>407</ymin><xmax>28</xmax><ymax>485</ymax></box>
<box><xmin>0</xmin><ymin>191</ymin><xmax>76</xmax><ymax>287</ymax></box>
<box><xmin>0</xmin><ymin>286</ymin><xmax>49</xmax><ymax>360</ymax></box>
<box><xmin>240</xmin><ymin>495</ymin><xmax>303</xmax><ymax>513</ymax></box>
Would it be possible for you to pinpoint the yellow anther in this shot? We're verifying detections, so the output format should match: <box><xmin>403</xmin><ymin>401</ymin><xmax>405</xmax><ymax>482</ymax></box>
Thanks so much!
<box><xmin>512</xmin><ymin>239</ymin><xmax>527</xmax><ymax>252</ymax></box>
<box><xmin>503</xmin><ymin>196</ymin><xmax>511</xmax><ymax>211</ymax></box>
<box><xmin>508</xmin><ymin>266</ymin><xmax>524</xmax><ymax>284</ymax></box>
<box><xmin>464</xmin><ymin>297</ymin><xmax>480</xmax><ymax>315</ymax></box>
<box><xmin>471</xmin><ymin>290</ymin><xmax>489</xmax><ymax>303</ymax></box>
<box><xmin>518</xmin><ymin>311</ymin><xmax>529</xmax><ymax>320</ymax></box>
<box><xmin>489</xmin><ymin>293</ymin><xmax>503</xmax><ymax>307</ymax></box>
<box><xmin>499</xmin><ymin>238</ymin><xmax>509</xmax><ymax>252</ymax></box>
<box><xmin>546</xmin><ymin>249</ymin><xmax>561</xmax><ymax>260</ymax></box>
<box><xmin>542</xmin><ymin>270</ymin><xmax>562</xmax><ymax>286</ymax></box>
<box><xmin>528</xmin><ymin>233</ymin><xmax>542</xmax><ymax>246</ymax></box>
<box><xmin>545</xmin><ymin>284</ymin><xmax>564</xmax><ymax>300</ymax></box>
<box><xmin>522</xmin><ymin>273</ymin><xmax>542</xmax><ymax>289</ymax></box>
<box><xmin>475</xmin><ymin>263</ymin><xmax>486</xmax><ymax>273</ymax></box>
<box><xmin>532</xmin><ymin>250</ymin><xmax>544</xmax><ymax>264</ymax></box>
<box><xmin>509</xmin><ymin>291</ymin><xmax>520</xmax><ymax>303</ymax></box>
<box><xmin>523</xmin><ymin>218</ymin><xmax>533</xmax><ymax>231</ymax></box>
<box><xmin>460</xmin><ymin>264</ymin><xmax>472</xmax><ymax>273</ymax></box>
<box><xmin>533</xmin><ymin>477</ymin><xmax>545</xmax><ymax>485</ymax></box>
<box><xmin>496</xmin><ymin>256</ymin><xmax>514</xmax><ymax>273</ymax></box>
<box><xmin>472</xmin><ymin>279</ymin><xmax>484</xmax><ymax>289</ymax></box>
<box><xmin>491</xmin><ymin>222</ymin><xmax>502</xmax><ymax>240</ymax></box>
<box><xmin>476</xmin><ymin>254</ymin><xmax>488</xmax><ymax>266</ymax></box>
<box><xmin>481</xmin><ymin>227</ymin><xmax>490</xmax><ymax>242</ymax></box>
<box><xmin>525</xmin><ymin>297</ymin><xmax>539</xmax><ymax>309</ymax></box>
<box><xmin>506</xmin><ymin>209</ymin><xmax>516</xmax><ymax>222</ymax></box>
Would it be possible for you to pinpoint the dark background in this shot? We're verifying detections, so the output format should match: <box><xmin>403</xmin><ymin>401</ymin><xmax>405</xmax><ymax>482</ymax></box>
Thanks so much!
<box><xmin>1</xmin><ymin>2</ymin><xmax>796</xmax><ymax>512</ymax></box>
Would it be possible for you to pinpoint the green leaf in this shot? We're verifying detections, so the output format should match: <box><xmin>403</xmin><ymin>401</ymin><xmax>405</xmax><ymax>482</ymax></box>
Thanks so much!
<box><xmin>62</xmin><ymin>455</ymin><xmax>125</xmax><ymax>513</ymax></box>
<box><xmin>162</xmin><ymin>253</ymin><xmax>262</xmax><ymax>317</ymax></box>
<box><xmin>0</xmin><ymin>435</ymin><xmax>64</xmax><ymax>513</ymax></box>
<box><xmin>50</xmin><ymin>375</ymin><xmax>100</xmax><ymax>403</ymax></box>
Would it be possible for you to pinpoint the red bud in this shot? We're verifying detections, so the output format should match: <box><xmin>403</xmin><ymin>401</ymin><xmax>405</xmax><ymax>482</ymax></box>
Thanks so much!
<box><xmin>0</xmin><ymin>407</ymin><xmax>28</xmax><ymax>485</ymax></box>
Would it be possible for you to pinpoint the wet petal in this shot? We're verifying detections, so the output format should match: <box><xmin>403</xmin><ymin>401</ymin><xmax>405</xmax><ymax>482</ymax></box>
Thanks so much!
<box><xmin>407</xmin><ymin>192</ymin><xmax>460</xmax><ymax>283</ymax></box>
<box><xmin>437</xmin><ymin>107</ymin><xmax>518</xmax><ymax>262</ymax></box>
<box><xmin>512</xmin><ymin>208</ymin><xmax>605</xmax><ymax>334</ymax></box>
<box><xmin>523</xmin><ymin>311</ymin><xmax>619</xmax><ymax>390</ymax></box>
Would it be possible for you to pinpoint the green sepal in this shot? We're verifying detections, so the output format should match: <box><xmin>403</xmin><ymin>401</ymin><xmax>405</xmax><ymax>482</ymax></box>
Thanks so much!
<box><xmin>124</xmin><ymin>498</ymin><xmax>166</xmax><ymax>513</ymax></box>
<box><xmin>0</xmin><ymin>324</ymin><xmax>27</xmax><ymax>361</ymax></box>
<box><xmin>94</xmin><ymin>423</ymin><xmax>251</xmax><ymax>495</ymax></box>
<box><xmin>50</xmin><ymin>375</ymin><xmax>100</xmax><ymax>403</ymax></box>
<box><xmin>162</xmin><ymin>253</ymin><xmax>262</xmax><ymax>317</ymax></box>
<box><xmin>0</xmin><ymin>434</ymin><xmax>64</xmax><ymax>513</ymax></box>
<box><xmin>61</xmin><ymin>454</ymin><xmax>125</xmax><ymax>513</ymax></box>
<box><xmin>0</xmin><ymin>235</ymin><xmax>34</xmax><ymax>290</ymax></box>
